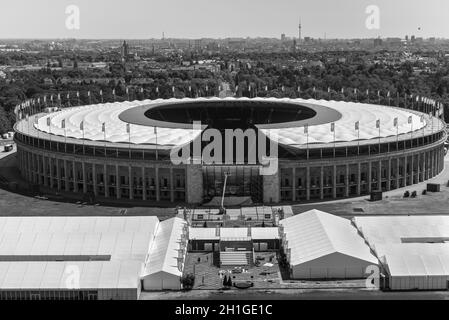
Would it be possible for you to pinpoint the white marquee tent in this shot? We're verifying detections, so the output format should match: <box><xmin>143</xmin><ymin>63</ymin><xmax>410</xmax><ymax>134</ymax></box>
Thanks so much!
<box><xmin>280</xmin><ymin>210</ymin><xmax>377</xmax><ymax>279</ymax></box>
<box><xmin>353</xmin><ymin>216</ymin><xmax>449</xmax><ymax>291</ymax></box>
<box><xmin>142</xmin><ymin>217</ymin><xmax>187</xmax><ymax>291</ymax></box>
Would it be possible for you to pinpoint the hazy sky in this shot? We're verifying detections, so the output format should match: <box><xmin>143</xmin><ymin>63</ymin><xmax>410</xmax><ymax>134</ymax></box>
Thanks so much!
<box><xmin>0</xmin><ymin>0</ymin><xmax>448</xmax><ymax>39</ymax></box>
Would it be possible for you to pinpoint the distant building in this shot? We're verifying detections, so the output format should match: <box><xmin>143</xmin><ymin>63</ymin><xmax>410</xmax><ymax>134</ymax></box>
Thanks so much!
<box><xmin>121</xmin><ymin>40</ymin><xmax>130</xmax><ymax>62</ymax></box>
<box><xmin>374</xmin><ymin>38</ymin><xmax>383</xmax><ymax>47</ymax></box>
<box><xmin>281</xmin><ymin>34</ymin><xmax>286</xmax><ymax>42</ymax></box>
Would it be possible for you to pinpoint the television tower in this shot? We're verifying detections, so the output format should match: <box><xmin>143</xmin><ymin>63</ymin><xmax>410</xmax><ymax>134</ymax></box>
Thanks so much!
<box><xmin>298</xmin><ymin>18</ymin><xmax>302</xmax><ymax>43</ymax></box>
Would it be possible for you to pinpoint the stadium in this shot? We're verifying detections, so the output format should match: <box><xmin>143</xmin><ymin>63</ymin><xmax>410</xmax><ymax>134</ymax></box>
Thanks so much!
<box><xmin>13</xmin><ymin>97</ymin><xmax>447</xmax><ymax>205</ymax></box>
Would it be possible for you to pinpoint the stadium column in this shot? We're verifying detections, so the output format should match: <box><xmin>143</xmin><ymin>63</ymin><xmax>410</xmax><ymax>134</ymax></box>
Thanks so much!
<box><xmin>92</xmin><ymin>164</ymin><xmax>97</xmax><ymax>197</ymax></box>
<box><xmin>410</xmin><ymin>155</ymin><xmax>414</xmax><ymax>184</ymax></box>
<box><xmin>73</xmin><ymin>161</ymin><xmax>78</xmax><ymax>192</ymax></box>
<box><xmin>332</xmin><ymin>165</ymin><xmax>337</xmax><ymax>198</ymax></box>
<box><xmin>116</xmin><ymin>164</ymin><xmax>120</xmax><ymax>199</ymax></box>
<box><xmin>386</xmin><ymin>158</ymin><xmax>391</xmax><ymax>191</ymax></box>
<box><xmin>64</xmin><ymin>160</ymin><xmax>69</xmax><ymax>192</ymax></box>
<box><xmin>345</xmin><ymin>164</ymin><xmax>349</xmax><ymax>197</ymax></box>
<box><xmin>49</xmin><ymin>157</ymin><xmax>54</xmax><ymax>189</ymax></box>
<box><xmin>417</xmin><ymin>154</ymin><xmax>421</xmax><ymax>182</ymax></box>
<box><xmin>320</xmin><ymin>166</ymin><xmax>324</xmax><ymax>200</ymax></box>
<box><xmin>367</xmin><ymin>162</ymin><xmax>372</xmax><ymax>193</ymax></box>
<box><xmin>432</xmin><ymin>151</ymin><xmax>435</xmax><ymax>178</ymax></box>
<box><xmin>142</xmin><ymin>167</ymin><xmax>147</xmax><ymax>201</ymax></box>
<box><xmin>155</xmin><ymin>166</ymin><xmax>160</xmax><ymax>202</ymax></box>
<box><xmin>56</xmin><ymin>159</ymin><xmax>61</xmax><ymax>191</ymax></box>
<box><xmin>36</xmin><ymin>154</ymin><xmax>40</xmax><ymax>184</ymax></box>
<box><xmin>42</xmin><ymin>156</ymin><xmax>48</xmax><ymax>187</ymax></box>
<box><xmin>170</xmin><ymin>167</ymin><xmax>174</xmax><ymax>202</ymax></box>
<box><xmin>396</xmin><ymin>158</ymin><xmax>400</xmax><ymax>188</ymax></box>
<box><xmin>82</xmin><ymin>162</ymin><xmax>87</xmax><ymax>193</ymax></box>
<box><xmin>104</xmin><ymin>164</ymin><xmax>109</xmax><ymax>198</ymax></box>
<box><xmin>292</xmin><ymin>168</ymin><xmax>296</xmax><ymax>202</ymax></box>
<box><xmin>404</xmin><ymin>156</ymin><xmax>408</xmax><ymax>186</ymax></box>
<box><xmin>378</xmin><ymin>160</ymin><xmax>382</xmax><ymax>191</ymax></box>
<box><xmin>306</xmin><ymin>167</ymin><xmax>310</xmax><ymax>201</ymax></box>
<box><xmin>129</xmin><ymin>166</ymin><xmax>133</xmax><ymax>200</ymax></box>
<box><xmin>356</xmin><ymin>163</ymin><xmax>361</xmax><ymax>196</ymax></box>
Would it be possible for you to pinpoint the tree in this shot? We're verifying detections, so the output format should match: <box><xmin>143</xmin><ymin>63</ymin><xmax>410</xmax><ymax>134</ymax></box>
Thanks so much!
<box><xmin>181</xmin><ymin>273</ymin><xmax>195</xmax><ymax>290</ymax></box>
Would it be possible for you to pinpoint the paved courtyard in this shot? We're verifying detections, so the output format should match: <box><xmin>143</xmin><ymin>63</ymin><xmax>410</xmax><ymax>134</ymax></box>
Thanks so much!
<box><xmin>183</xmin><ymin>252</ymin><xmax>367</xmax><ymax>291</ymax></box>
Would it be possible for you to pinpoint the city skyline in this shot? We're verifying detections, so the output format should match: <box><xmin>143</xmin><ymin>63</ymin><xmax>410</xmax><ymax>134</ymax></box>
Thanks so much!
<box><xmin>0</xmin><ymin>0</ymin><xmax>448</xmax><ymax>40</ymax></box>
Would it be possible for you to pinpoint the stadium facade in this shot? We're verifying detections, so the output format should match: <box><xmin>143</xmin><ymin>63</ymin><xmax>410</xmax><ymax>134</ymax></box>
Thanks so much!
<box><xmin>13</xmin><ymin>97</ymin><xmax>447</xmax><ymax>205</ymax></box>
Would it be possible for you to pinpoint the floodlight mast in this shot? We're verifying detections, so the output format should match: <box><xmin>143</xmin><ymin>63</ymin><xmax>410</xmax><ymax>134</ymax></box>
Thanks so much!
<box><xmin>221</xmin><ymin>171</ymin><xmax>230</xmax><ymax>212</ymax></box>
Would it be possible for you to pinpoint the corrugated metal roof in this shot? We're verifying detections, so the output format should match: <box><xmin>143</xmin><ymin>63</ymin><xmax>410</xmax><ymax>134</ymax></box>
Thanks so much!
<box><xmin>280</xmin><ymin>210</ymin><xmax>377</xmax><ymax>266</ymax></box>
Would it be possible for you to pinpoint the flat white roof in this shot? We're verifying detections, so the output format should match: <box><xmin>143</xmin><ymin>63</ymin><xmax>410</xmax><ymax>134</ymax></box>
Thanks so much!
<box><xmin>188</xmin><ymin>227</ymin><xmax>279</xmax><ymax>241</ymax></box>
<box><xmin>353</xmin><ymin>216</ymin><xmax>449</xmax><ymax>277</ymax></box>
<box><xmin>0</xmin><ymin>216</ymin><xmax>160</xmax><ymax>291</ymax></box>
<box><xmin>0</xmin><ymin>260</ymin><xmax>142</xmax><ymax>290</ymax></box>
<box><xmin>280</xmin><ymin>210</ymin><xmax>377</xmax><ymax>266</ymax></box>
<box><xmin>0</xmin><ymin>216</ymin><xmax>160</xmax><ymax>261</ymax></box>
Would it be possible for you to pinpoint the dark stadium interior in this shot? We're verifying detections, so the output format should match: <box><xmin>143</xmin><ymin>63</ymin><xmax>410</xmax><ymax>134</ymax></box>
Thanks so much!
<box><xmin>144</xmin><ymin>100</ymin><xmax>317</xmax><ymax>129</ymax></box>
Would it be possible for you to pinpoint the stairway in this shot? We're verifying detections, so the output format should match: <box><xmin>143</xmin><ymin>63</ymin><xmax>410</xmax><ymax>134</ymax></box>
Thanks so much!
<box><xmin>220</xmin><ymin>251</ymin><xmax>252</xmax><ymax>267</ymax></box>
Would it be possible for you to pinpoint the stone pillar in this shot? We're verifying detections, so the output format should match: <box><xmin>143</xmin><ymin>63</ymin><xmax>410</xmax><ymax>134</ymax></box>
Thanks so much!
<box><xmin>410</xmin><ymin>155</ymin><xmax>414</xmax><ymax>184</ymax></box>
<box><xmin>64</xmin><ymin>160</ymin><xmax>69</xmax><ymax>192</ymax></box>
<box><xmin>320</xmin><ymin>166</ymin><xmax>324</xmax><ymax>200</ymax></box>
<box><xmin>170</xmin><ymin>167</ymin><xmax>174</xmax><ymax>203</ymax></box>
<box><xmin>129</xmin><ymin>165</ymin><xmax>133</xmax><ymax>200</ymax></box>
<box><xmin>404</xmin><ymin>156</ymin><xmax>408</xmax><ymax>186</ymax></box>
<box><xmin>73</xmin><ymin>161</ymin><xmax>78</xmax><ymax>192</ymax></box>
<box><xmin>186</xmin><ymin>164</ymin><xmax>203</xmax><ymax>204</ymax></box>
<box><xmin>155</xmin><ymin>166</ymin><xmax>160</xmax><ymax>202</ymax></box>
<box><xmin>49</xmin><ymin>158</ymin><xmax>53</xmax><ymax>189</ymax></box>
<box><xmin>82</xmin><ymin>162</ymin><xmax>87</xmax><ymax>193</ymax></box>
<box><xmin>357</xmin><ymin>163</ymin><xmax>361</xmax><ymax>196</ymax></box>
<box><xmin>56</xmin><ymin>159</ymin><xmax>61</xmax><ymax>191</ymax></box>
<box><xmin>368</xmin><ymin>162</ymin><xmax>372</xmax><ymax>193</ymax></box>
<box><xmin>396</xmin><ymin>158</ymin><xmax>400</xmax><ymax>188</ymax></box>
<box><xmin>142</xmin><ymin>167</ymin><xmax>147</xmax><ymax>201</ymax></box>
<box><xmin>345</xmin><ymin>164</ymin><xmax>349</xmax><ymax>197</ymax></box>
<box><xmin>306</xmin><ymin>167</ymin><xmax>310</xmax><ymax>201</ymax></box>
<box><xmin>332</xmin><ymin>165</ymin><xmax>337</xmax><ymax>199</ymax></box>
<box><xmin>27</xmin><ymin>152</ymin><xmax>32</xmax><ymax>182</ymax></box>
<box><xmin>104</xmin><ymin>164</ymin><xmax>109</xmax><ymax>198</ymax></box>
<box><xmin>37</xmin><ymin>154</ymin><xmax>41</xmax><ymax>185</ymax></box>
<box><xmin>116</xmin><ymin>164</ymin><xmax>120</xmax><ymax>199</ymax></box>
<box><xmin>386</xmin><ymin>158</ymin><xmax>391</xmax><ymax>191</ymax></box>
<box><xmin>42</xmin><ymin>156</ymin><xmax>48</xmax><ymax>187</ymax></box>
<box><xmin>92</xmin><ymin>164</ymin><xmax>98</xmax><ymax>197</ymax></box>
<box><xmin>417</xmin><ymin>153</ymin><xmax>421</xmax><ymax>182</ymax></box>
<box><xmin>292</xmin><ymin>168</ymin><xmax>296</xmax><ymax>202</ymax></box>
<box><xmin>378</xmin><ymin>160</ymin><xmax>382</xmax><ymax>191</ymax></box>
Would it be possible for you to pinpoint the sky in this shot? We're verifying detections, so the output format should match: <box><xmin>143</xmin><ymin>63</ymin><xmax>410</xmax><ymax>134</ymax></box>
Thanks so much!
<box><xmin>0</xmin><ymin>0</ymin><xmax>448</xmax><ymax>39</ymax></box>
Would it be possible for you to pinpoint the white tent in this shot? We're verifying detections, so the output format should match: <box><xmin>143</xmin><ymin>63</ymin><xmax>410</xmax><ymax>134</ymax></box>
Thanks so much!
<box><xmin>280</xmin><ymin>210</ymin><xmax>377</xmax><ymax>279</ymax></box>
<box><xmin>353</xmin><ymin>216</ymin><xmax>449</xmax><ymax>290</ymax></box>
<box><xmin>142</xmin><ymin>218</ymin><xmax>187</xmax><ymax>291</ymax></box>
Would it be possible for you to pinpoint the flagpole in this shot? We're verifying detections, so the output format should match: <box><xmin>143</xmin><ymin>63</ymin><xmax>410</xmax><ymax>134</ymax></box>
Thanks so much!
<box><xmin>155</xmin><ymin>127</ymin><xmax>158</xmax><ymax>160</ymax></box>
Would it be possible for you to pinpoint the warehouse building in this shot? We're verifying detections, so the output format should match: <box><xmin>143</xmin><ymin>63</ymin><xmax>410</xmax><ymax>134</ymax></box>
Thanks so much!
<box><xmin>353</xmin><ymin>216</ymin><xmax>449</xmax><ymax>291</ymax></box>
<box><xmin>0</xmin><ymin>216</ymin><xmax>187</xmax><ymax>300</ymax></box>
<box><xmin>280</xmin><ymin>210</ymin><xmax>377</xmax><ymax>279</ymax></box>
